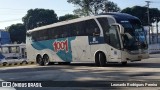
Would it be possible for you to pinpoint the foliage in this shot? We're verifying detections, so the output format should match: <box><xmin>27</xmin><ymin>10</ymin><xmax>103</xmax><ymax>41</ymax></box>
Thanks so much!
<box><xmin>104</xmin><ymin>1</ymin><xmax>120</xmax><ymax>12</ymax></box>
<box><xmin>6</xmin><ymin>23</ymin><xmax>26</xmax><ymax>43</ymax></box>
<box><xmin>150</xmin><ymin>8</ymin><xmax>160</xmax><ymax>23</ymax></box>
<box><xmin>22</xmin><ymin>8</ymin><xmax>58</xmax><ymax>30</ymax></box>
<box><xmin>67</xmin><ymin>0</ymin><xmax>120</xmax><ymax>16</ymax></box>
<box><xmin>121</xmin><ymin>6</ymin><xmax>160</xmax><ymax>25</ymax></box>
<box><xmin>59</xmin><ymin>14</ymin><xmax>79</xmax><ymax>21</ymax></box>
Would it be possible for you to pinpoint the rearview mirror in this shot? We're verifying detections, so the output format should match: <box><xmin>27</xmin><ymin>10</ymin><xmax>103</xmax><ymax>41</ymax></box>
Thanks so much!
<box><xmin>124</xmin><ymin>33</ymin><xmax>133</xmax><ymax>40</ymax></box>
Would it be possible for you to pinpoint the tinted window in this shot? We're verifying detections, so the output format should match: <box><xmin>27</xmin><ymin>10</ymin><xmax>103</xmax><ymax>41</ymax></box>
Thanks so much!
<box><xmin>31</xmin><ymin>29</ymin><xmax>49</xmax><ymax>41</ymax></box>
<box><xmin>85</xmin><ymin>19</ymin><xmax>100</xmax><ymax>36</ymax></box>
<box><xmin>97</xmin><ymin>18</ymin><xmax>110</xmax><ymax>43</ymax></box>
<box><xmin>109</xmin><ymin>26</ymin><xmax>121</xmax><ymax>49</ymax></box>
<box><xmin>69</xmin><ymin>21</ymin><xmax>85</xmax><ymax>36</ymax></box>
<box><xmin>68</xmin><ymin>19</ymin><xmax>100</xmax><ymax>37</ymax></box>
<box><xmin>31</xmin><ymin>19</ymin><xmax>100</xmax><ymax>41</ymax></box>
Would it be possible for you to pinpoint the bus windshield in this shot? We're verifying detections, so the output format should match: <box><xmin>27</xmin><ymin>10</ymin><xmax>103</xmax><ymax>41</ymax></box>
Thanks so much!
<box><xmin>120</xmin><ymin>19</ymin><xmax>148</xmax><ymax>51</ymax></box>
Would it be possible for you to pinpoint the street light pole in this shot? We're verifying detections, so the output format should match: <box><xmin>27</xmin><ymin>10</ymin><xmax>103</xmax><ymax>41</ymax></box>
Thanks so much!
<box><xmin>145</xmin><ymin>1</ymin><xmax>151</xmax><ymax>44</ymax></box>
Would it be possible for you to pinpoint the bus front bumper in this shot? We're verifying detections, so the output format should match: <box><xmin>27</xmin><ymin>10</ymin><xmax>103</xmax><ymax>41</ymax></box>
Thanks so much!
<box><xmin>123</xmin><ymin>53</ymin><xmax>149</xmax><ymax>62</ymax></box>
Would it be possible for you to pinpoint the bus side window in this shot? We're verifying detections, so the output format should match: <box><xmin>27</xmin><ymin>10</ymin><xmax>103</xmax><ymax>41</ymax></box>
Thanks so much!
<box><xmin>85</xmin><ymin>19</ymin><xmax>100</xmax><ymax>36</ymax></box>
<box><xmin>69</xmin><ymin>21</ymin><xmax>85</xmax><ymax>36</ymax></box>
<box><xmin>75</xmin><ymin>22</ymin><xmax>84</xmax><ymax>36</ymax></box>
<box><xmin>60</xmin><ymin>25</ymin><xmax>68</xmax><ymax>38</ymax></box>
<box><xmin>54</xmin><ymin>27</ymin><xmax>60</xmax><ymax>39</ymax></box>
<box><xmin>97</xmin><ymin>18</ymin><xmax>110</xmax><ymax>43</ymax></box>
<box><xmin>108</xmin><ymin>26</ymin><xmax>121</xmax><ymax>49</ymax></box>
<box><xmin>31</xmin><ymin>32</ymin><xmax>36</xmax><ymax>41</ymax></box>
<box><xmin>76</xmin><ymin>30</ymin><xmax>79</xmax><ymax>36</ymax></box>
<box><xmin>62</xmin><ymin>32</ymin><xmax>67</xmax><ymax>38</ymax></box>
<box><xmin>109</xmin><ymin>34</ymin><xmax>117</xmax><ymax>48</ymax></box>
<box><xmin>93</xmin><ymin>28</ymin><xmax>100</xmax><ymax>36</ymax></box>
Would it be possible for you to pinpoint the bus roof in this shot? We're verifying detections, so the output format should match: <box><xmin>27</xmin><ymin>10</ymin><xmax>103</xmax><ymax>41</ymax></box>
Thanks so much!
<box><xmin>27</xmin><ymin>12</ymin><xmax>138</xmax><ymax>33</ymax></box>
<box><xmin>100</xmin><ymin>12</ymin><xmax>139</xmax><ymax>22</ymax></box>
<box><xmin>27</xmin><ymin>15</ymin><xmax>114</xmax><ymax>33</ymax></box>
<box><xmin>100</xmin><ymin>12</ymin><xmax>138</xmax><ymax>19</ymax></box>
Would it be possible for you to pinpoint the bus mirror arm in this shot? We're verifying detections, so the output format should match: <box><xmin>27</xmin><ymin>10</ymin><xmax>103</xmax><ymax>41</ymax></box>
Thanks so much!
<box><xmin>111</xmin><ymin>23</ymin><xmax>124</xmax><ymax>34</ymax></box>
<box><xmin>119</xmin><ymin>25</ymin><xmax>124</xmax><ymax>35</ymax></box>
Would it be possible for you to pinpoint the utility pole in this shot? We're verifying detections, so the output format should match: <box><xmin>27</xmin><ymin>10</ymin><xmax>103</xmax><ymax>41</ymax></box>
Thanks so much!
<box><xmin>156</xmin><ymin>18</ymin><xmax>159</xmax><ymax>43</ymax></box>
<box><xmin>145</xmin><ymin>1</ymin><xmax>151</xmax><ymax>44</ymax></box>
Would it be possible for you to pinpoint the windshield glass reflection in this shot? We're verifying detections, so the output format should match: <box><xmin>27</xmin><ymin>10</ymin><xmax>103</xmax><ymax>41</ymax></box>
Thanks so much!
<box><xmin>120</xmin><ymin>20</ymin><xmax>148</xmax><ymax>50</ymax></box>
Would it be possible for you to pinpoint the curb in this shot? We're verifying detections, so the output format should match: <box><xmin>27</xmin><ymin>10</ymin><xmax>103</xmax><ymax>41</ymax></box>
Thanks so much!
<box><xmin>149</xmin><ymin>49</ymin><xmax>160</xmax><ymax>50</ymax></box>
<box><xmin>27</xmin><ymin>61</ymin><xmax>36</xmax><ymax>65</ymax></box>
<box><xmin>0</xmin><ymin>61</ymin><xmax>36</xmax><ymax>67</ymax></box>
<box><xmin>0</xmin><ymin>64</ymin><xmax>3</xmax><ymax>67</ymax></box>
<box><xmin>149</xmin><ymin>49</ymin><xmax>160</xmax><ymax>54</ymax></box>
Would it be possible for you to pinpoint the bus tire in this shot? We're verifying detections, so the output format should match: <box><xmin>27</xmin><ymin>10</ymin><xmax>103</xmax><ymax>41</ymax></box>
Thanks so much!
<box><xmin>121</xmin><ymin>62</ymin><xmax>127</xmax><ymax>66</ymax></box>
<box><xmin>43</xmin><ymin>55</ymin><xmax>50</xmax><ymax>66</ymax></box>
<box><xmin>36</xmin><ymin>55</ymin><xmax>44</xmax><ymax>66</ymax></box>
<box><xmin>3</xmin><ymin>62</ymin><xmax>7</xmax><ymax>66</ymax></box>
<box><xmin>22</xmin><ymin>61</ymin><xmax>28</xmax><ymax>65</ymax></box>
<box><xmin>95</xmin><ymin>52</ymin><xmax>106</xmax><ymax>67</ymax></box>
<box><xmin>95</xmin><ymin>54</ymin><xmax>100</xmax><ymax>66</ymax></box>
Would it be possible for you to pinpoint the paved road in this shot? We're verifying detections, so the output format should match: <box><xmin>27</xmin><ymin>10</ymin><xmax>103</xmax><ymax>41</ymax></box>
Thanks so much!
<box><xmin>0</xmin><ymin>54</ymin><xmax>160</xmax><ymax>90</ymax></box>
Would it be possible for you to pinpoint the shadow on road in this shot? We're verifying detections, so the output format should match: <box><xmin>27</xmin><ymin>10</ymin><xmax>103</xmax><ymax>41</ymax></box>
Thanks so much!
<box><xmin>70</xmin><ymin>62</ymin><xmax>160</xmax><ymax>68</ymax></box>
<box><xmin>0</xmin><ymin>62</ymin><xmax>160</xmax><ymax>74</ymax></box>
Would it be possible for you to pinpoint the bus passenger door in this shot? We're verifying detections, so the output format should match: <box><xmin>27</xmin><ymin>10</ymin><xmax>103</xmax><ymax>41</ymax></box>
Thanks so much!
<box><xmin>107</xmin><ymin>25</ymin><xmax>122</xmax><ymax>62</ymax></box>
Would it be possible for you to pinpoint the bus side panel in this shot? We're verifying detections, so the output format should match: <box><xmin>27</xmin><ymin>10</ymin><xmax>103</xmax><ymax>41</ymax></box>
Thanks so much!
<box><xmin>26</xmin><ymin>37</ymin><xmax>36</xmax><ymax>62</ymax></box>
<box><xmin>52</xmin><ymin>37</ymin><xmax>76</xmax><ymax>62</ymax></box>
<box><xmin>27</xmin><ymin>37</ymin><xmax>76</xmax><ymax>62</ymax></box>
<box><xmin>71</xmin><ymin>36</ymin><xmax>92</xmax><ymax>62</ymax></box>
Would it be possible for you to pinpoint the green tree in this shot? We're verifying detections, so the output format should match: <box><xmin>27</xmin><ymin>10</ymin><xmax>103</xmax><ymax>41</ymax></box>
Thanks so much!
<box><xmin>67</xmin><ymin>0</ymin><xmax>120</xmax><ymax>16</ymax></box>
<box><xmin>6</xmin><ymin>23</ymin><xmax>26</xmax><ymax>43</ymax></box>
<box><xmin>150</xmin><ymin>8</ymin><xmax>160</xmax><ymax>23</ymax></box>
<box><xmin>59</xmin><ymin>14</ymin><xmax>79</xmax><ymax>21</ymax></box>
<box><xmin>121</xmin><ymin>6</ymin><xmax>160</xmax><ymax>25</ymax></box>
<box><xmin>103</xmin><ymin>1</ymin><xmax>120</xmax><ymax>12</ymax></box>
<box><xmin>22</xmin><ymin>8</ymin><xmax>58</xmax><ymax>30</ymax></box>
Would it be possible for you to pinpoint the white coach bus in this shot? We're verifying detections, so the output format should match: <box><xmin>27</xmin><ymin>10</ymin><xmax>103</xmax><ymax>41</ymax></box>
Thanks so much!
<box><xmin>26</xmin><ymin>13</ymin><xmax>149</xmax><ymax>67</ymax></box>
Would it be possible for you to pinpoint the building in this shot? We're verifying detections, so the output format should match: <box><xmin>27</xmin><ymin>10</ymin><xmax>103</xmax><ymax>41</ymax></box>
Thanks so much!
<box><xmin>144</xmin><ymin>26</ymin><xmax>160</xmax><ymax>44</ymax></box>
<box><xmin>0</xmin><ymin>29</ymin><xmax>11</xmax><ymax>45</ymax></box>
<box><xmin>150</xmin><ymin>33</ymin><xmax>160</xmax><ymax>44</ymax></box>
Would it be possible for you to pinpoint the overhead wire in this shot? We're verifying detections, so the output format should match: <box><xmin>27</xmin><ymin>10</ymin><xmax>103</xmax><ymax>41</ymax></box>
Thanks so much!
<box><xmin>0</xmin><ymin>19</ymin><xmax>22</xmax><ymax>23</ymax></box>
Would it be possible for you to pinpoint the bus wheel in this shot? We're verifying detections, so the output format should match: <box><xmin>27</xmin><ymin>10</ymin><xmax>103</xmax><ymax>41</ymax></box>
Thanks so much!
<box><xmin>22</xmin><ymin>61</ymin><xmax>28</xmax><ymax>64</ymax></box>
<box><xmin>3</xmin><ymin>62</ymin><xmax>7</xmax><ymax>66</ymax></box>
<box><xmin>43</xmin><ymin>55</ymin><xmax>50</xmax><ymax>66</ymax></box>
<box><xmin>95</xmin><ymin>52</ymin><xmax>106</xmax><ymax>67</ymax></box>
<box><xmin>95</xmin><ymin>54</ymin><xmax>100</xmax><ymax>66</ymax></box>
<box><xmin>36</xmin><ymin>55</ymin><xmax>44</xmax><ymax>66</ymax></box>
<box><xmin>121</xmin><ymin>62</ymin><xmax>127</xmax><ymax>66</ymax></box>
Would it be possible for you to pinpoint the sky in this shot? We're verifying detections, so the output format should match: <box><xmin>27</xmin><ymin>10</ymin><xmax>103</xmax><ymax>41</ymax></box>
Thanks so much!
<box><xmin>0</xmin><ymin>0</ymin><xmax>160</xmax><ymax>29</ymax></box>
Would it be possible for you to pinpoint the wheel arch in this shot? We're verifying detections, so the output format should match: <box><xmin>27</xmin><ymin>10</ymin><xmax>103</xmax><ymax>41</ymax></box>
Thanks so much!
<box><xmin>42</xmin><ymin>54</ymin><xmax>49</xmax><ymax>58</ymax></box>
<box><xmin>36</xmin><ymin>54</ymin><xmax>42</xmax><ymax>63</ymax></box>
<box><xmin>42</xmin><ymin>54</ymin><xmax>50</xmax><ymax>61</ymax></box>
<box><xmin>94</xmin><ymin>51</ymin><xmax>107</xmax><ymax>61</ymax></box>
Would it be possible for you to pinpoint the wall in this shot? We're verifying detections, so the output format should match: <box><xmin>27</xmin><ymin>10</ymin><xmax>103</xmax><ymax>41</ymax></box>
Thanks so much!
<box><xmin>0</xmin><ymin>29</ymin><xmax>11</xmax><ymax>45</ymax></box>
